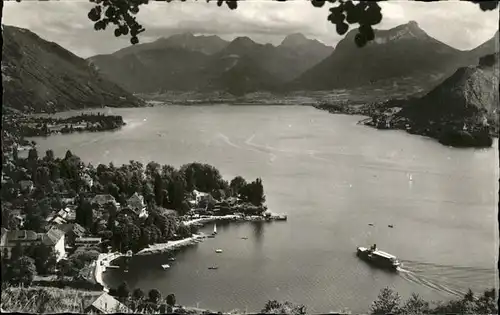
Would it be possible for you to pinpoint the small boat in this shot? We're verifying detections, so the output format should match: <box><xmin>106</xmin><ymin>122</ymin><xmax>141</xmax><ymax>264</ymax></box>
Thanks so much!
<box><xmin>215</xmin><ymin>249</ymin><xmax>223</xmax><ymax>253</ymax></box>
<box><xmin>161</xmin><ymin>264</ymin><xmax>170</xmax><ymax>269</ymax></box>
<box><xmin>207</xmin><ymin>235</ymin><xmax>215</xmax><ymax>238</ymax></box>
<box><xmin>213</xmin><ymin>224</ymin><xmax>217</xmax><ymax>235</ymax></box>
<box><xmin>208</xmin><ymin>266</ymin><xmax>218</xmax><ymax>270</ymax></box>
<box><xmin>168</xmin><ymin>257</ymin><xmax>176</xmax><ymax>261</ymax></box>
<box><xmin>241</xmin><ymin>237</ymin><xmax>248</xmax><ymax>240</ymax></box>
<box><xmin>388</xmin><ymin>225</ymin><xmax>394</xmax><ymax>228</ymax></box>
<box><xmin>368</xmin><ymin>223</ymin><xmax>374</xmax><ymax>226</ymax></box>
<box><xmin>408</xmin><ymin>173</ymin><xmax>413</xmax><ymax>181</ymax></box>
<box><xmin>356</xmin><ymin>244</ymin><xmax>400</xmax><ymax>270</ymax></box>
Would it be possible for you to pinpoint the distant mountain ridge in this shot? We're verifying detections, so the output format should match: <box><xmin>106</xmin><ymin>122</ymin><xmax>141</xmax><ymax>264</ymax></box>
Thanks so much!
<box><xmin>88</xmin><ymin>32</ymin><xmax>333</xmax><ymax>95</ymax></box>
<box><xmin>290</xmin><ymin>21</ymin><xmax>487</xmax><ymax>91</ymax></box>
<box><xmin>2</xmin><ymin>25</ymin><xmax>144</xmax><ymax>113</ymax></box>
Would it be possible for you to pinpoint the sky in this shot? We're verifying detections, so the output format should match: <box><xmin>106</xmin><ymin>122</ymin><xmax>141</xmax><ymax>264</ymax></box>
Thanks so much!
<box><xmin>3</xmin><ymin>0</ymin><xmax>499</xmax><ymax>58</ymax></box>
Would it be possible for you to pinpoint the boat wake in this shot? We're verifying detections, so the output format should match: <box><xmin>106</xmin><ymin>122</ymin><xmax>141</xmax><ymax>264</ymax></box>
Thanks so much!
<box><xmin>397</xmin><ymin>260</ymin><xmax>494</xmax><ymax>298</ymax></box>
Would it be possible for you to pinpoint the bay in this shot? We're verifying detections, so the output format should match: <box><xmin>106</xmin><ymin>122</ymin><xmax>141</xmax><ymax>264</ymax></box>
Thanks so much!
<box><xmin>31</xmin><ymin>105</ymin><xmax>499</xmax><ymax>314</ymax></box>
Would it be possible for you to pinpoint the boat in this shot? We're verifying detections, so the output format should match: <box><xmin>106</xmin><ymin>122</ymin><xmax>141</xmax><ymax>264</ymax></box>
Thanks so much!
<box><xmin>356</xmin><ymin>244</ymin><xmax>400</xmax><ymax>270</ymax></box>
<box><xmin>208</xmin><ymin>266</ymin><xmax>218</xmax><ymax>270</ymax></box>
<box><xmin>215</xmin><ymin>249</ymin><xmax>223</xmax><ymax>253</ymax></box>
<box><xmin>368</xmin><ymin>223</ymin><xmax>374</xmax><ymax>226</ymax></box>
<box><xmin>241</xmin><ymin>237</ymin><xmax>248</xmax><ymax>240</ymax></box>
<box><xmin>388</xmin><ymin>225</ymin><xmax>394</xmax><ymax>228</ymax></box>
<box><xmin>161</xmin><ymin>264</ymin><xmax>170</xmax><ymax>270</ymax></box>
<box><xmin>213</xmin><ymin>224</ymin><xmax>217</xmax><ymax>235</ymax></box>
<box><xmin>168</xmin><ymin>258</ymin><xmax>176</xmax><ymax>261</ymax></box>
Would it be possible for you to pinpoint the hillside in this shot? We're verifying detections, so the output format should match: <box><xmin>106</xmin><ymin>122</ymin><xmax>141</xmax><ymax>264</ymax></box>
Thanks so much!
<box><xmin>398</xmin><ymin>53</ymin><xmax>499</xmax><ymax>128</ymax></box>
<box><xmin>2</xmin><ymin>25</ymin><xmax>145</xmax><ymax>113</ymax></box>
<box><xmin>467</xmin><ymin>31</ymin><xmax>499</xmax><ymax>64</ymax></box>
<box><xmin>364</xmin><ymin>53</ymin><xmax>499</xmax><ymax>147</ymax></box>
<box><xmin>89</xmin><ymin>33</ymin><xmax>332</xmax><ymax>95</ymax></box>
<box><xmin>290</xmin><ymin>21</ymin><xmax>472</xmax><ymax>91</ymax></box>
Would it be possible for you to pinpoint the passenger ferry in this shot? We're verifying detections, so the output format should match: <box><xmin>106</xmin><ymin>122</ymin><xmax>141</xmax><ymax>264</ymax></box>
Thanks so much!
<box><xmin>356</xmin><ymin>244</ymin><xmax>401</xmax><ymax>270</ymax></box>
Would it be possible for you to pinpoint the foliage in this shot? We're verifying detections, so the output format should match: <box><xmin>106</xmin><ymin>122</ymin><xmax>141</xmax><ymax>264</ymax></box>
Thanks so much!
<box><xmin>24</xmin><ymin>244</ymin><xmax>58</xmax><ymax>275</ymax></box>
<box><xmin>400</xmin><ymin>293</ymin><xmax>429</xmax><ymax>315</ymax></box>
<box><xmin>370</xmin><ymin>287</ymin><xmax>401</xmax><ymax>314</ymax></box>
<box><xmin>166</xmin><ymin>293</ymin><xmax>176</xmax><ymax>306</ymax></box>
<box><xmin>82</xmin><ymin>0</ymin><xmax>498</xmax><ymax>47</ymax></box>
<box><xmin>0</xmin><ymin>286</ymin><xmax>102</xmax><ymax>314</ymax></box>
<box><xmin>239</xmin><ymin>178</ymin><xmax>265</xmax><ymax>206</ymax></box>
<box><xmin>117</xmin><ymin>281</ymin><xmax>131</xmax><ymax>299</ymax></box>
<box><xmin>229</xmin><ymin>176</ymin><xmax>246</xmax><ymax>196</ymax></box>
<box><xmin>261</xmin><ymin>300</ymin><xmax>307</xmax><ymax>315</ymax></box>
<box><xmin>148</xmin><ymin>288</ymin><xmax>162</xmax><ymax>304</ymax></box>
<box><xmin>132</xmin><ymin>288</ymin><xmax>145</xmax><ymax>301</ymax></box>
<box><xmin>4</xmin><ymin>256</ymin><xmax>37</xmax><ymax>285</ymax></box>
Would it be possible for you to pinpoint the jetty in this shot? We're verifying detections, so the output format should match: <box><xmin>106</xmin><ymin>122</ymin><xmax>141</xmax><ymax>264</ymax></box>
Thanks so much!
<box><xmin>183</xmin><ymin>212</ymin><xmax>287</xmax><ymax>227</ymax></box>
<box><xmin>135</xmin><ymin>234</ymin><xmax>205</xmax><ymax>256</ymax></box>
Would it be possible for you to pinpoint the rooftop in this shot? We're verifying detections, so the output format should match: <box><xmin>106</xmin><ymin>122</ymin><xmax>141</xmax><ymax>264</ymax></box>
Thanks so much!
<box><xmin>83</xmin><ymin>292</ymin><xmax>131</xmax><ymax>313</ymax></box>
<box><xmin>42</xmin><ymin>227</ymin><xmax>65</xmax><ymax>246</ymax></box>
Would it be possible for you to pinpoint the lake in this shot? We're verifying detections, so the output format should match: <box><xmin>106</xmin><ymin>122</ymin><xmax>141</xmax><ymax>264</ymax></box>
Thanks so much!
<box><xmin>31</xmin><ymin>105</ymin><xmax>499</xmax><ymax>314</ymax></box>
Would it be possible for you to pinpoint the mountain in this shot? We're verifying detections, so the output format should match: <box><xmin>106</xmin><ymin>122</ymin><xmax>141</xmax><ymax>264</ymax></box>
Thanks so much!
<box><xmin>276</xmin><ymin>33</ymin><xmax>333</xmax><ymax>80</ymax></box>
<box><xmin>467</xmin><ymin>31</ymin><xmax>499</xmax><ymax>64</ymax></box>
<box><xmin>398</xmin><ymin>53</ymin><xmax>499</xmax><ymax>128</ymax></box>
<box><xmin>88</xmin><ymin>33</ymin><xmax>332</xmax><ymax>95</ymax></box>
<box><xmin>290</xmin><ymin>21</ymin><xmax>471</xmax><ymax>91</ymax></box>
<box><xmin>2</xmin><ymin>25</ymin><xmax>144</xmax><ymax>113</ymax></box>
<box><xmin>89</xmin><ymin>48</ymin><xmax>212</xmax><ymax>93</ymax></box>
<box><xmin>112</xmin><ymin>33</ymin><xmax>229</xmax><ymax>57</ymax></box>
<box><xmin>88</xmin><ymin>33</ymin><xmax>226</xmax><ymax>93</ymax></box>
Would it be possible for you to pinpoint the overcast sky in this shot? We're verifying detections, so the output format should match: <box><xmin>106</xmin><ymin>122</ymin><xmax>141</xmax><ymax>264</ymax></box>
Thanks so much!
<box><xmin>3</xmin><ymin>0</ymin><xmax>499</xmax><ymax>58</ymax></box>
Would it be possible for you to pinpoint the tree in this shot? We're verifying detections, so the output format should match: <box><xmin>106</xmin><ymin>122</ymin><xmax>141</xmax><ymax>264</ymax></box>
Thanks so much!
<box><xmin>230</xmin><ymin>176</ymin><xmax>247</xmax><ymax>197</ymax></box>
<box><xmin>117</xmin><ymin>281</ymin><xmax>131</xmax><ymax>300</ymax></box>
<box><xmin>76</xmin><ymin>198</ymin><xmax>94</xmax><ymax>230</ymax></box>
<box><xmin>370</xmin><ymin>287</ymin><xmax>401</xmax><ymax>315</ymax></box>
<box><xmin>240</xmin><ymin>178</ymin><xmax>266</xmax><ymax>206</ymax></box>
<box><xmin>166</xmin><ymin>293</ymin><xmax>176</xmax><ymax>307</ymax></box>
<box><xmin>148</xmin><ymin>289</ymin><xmax>162</xmax><ymax>304</ymax></box>
<box><xmin>7</xmin><ymin>256</ymin><xmax>37</xmax><ymax>285</ymax></box>
<box><xmin>83</xmin><ymin>0</ymin><xmax>498</xmax><ymax>47</ymax></box>
<box><xmin>132</xmin><ymin>288</ymin><xmax>145</xmax><ymax>301</ymax></box>
<box><xmin>401</xmin><ymin>293</ymin><xmax>429</xmax><ymax>315</ymax></box>
<box><xmin>44</xmin><ymin>150</ymin><xmax>55</xmax><ymax>162</ymax></box>
<box><xmin>261</xmin><ymin>300</ymin><xmax>307</xmax><ymax>315</ymax></box>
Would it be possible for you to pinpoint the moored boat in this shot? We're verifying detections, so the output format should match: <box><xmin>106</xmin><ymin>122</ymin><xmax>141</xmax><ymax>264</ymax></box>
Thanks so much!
<box><xmin>161</xmin><ymin>264</ymin><xmax>170</xmax><ymax>270</ymax></box>
<box><xmin>356</xmin><ymin>244</ymin><xmax>400</xmax><ymax>270</ymax></box>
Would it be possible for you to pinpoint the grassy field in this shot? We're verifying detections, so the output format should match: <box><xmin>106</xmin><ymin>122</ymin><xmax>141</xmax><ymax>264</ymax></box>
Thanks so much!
<box><xmin>0</xmin><ymin>286</ymin><xmax>102</xmax><ymax>313</ymax></box>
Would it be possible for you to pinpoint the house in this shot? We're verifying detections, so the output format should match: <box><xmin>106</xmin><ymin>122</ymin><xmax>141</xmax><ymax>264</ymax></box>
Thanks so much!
<box><xmin>83</xmin><ymin>292</ymin><xmax>131</xmax><ymax>314</ymax></box>
<box><xmin>126</xmin><ymin>192</ymin><xmax>147</xmax><ymax>218</ymax></box>
<box><xmin>82</xmin><ymin>173</ymin><xmax>94</xmax><ymax>188</ymax></box>
<box><xmin>19</xmin><ymin>180</ymin><xmax>34</xmax><ymax>194</ymax></box>
<box><xmin>0</xmin><ymin>229</ymin><xmax>41</xmax><ymax>259</ymax></box>
<box><xmin>74</xmin><ymin>237</ymin><xmax>102</xmax><ymax>248</ymax></box>
<box><xmin>91</xmin><ymin>194</ymin><xmax>119</xmax><ymax>209</ymax></box>
<box><xmin>41</xmin><ymin>227</ymin><xmax>66</xmax><ymax>261</ymax></box>
<box><xmin>57</xmin><ymin>223</ymin><xmax>86</xmax><ymax>246</ymax></box>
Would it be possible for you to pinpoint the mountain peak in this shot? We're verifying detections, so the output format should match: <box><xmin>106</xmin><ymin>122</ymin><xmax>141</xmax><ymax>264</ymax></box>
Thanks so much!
<box><xmin>281</xmin><ymin>33</ymin><xmax>309</xmax><ymax>47</ymax></box>
<box><xmin>232</xmin><ymin>36</ymin><xmax>256</xmax><ymax>45</ymax></box>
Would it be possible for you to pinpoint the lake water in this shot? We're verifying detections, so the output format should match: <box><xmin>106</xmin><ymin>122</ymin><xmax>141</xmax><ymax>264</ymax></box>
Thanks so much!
<box><xmin>31</xmin><ymin>105</ymin><xmax>499</xmax><ymax>313</ymax></box>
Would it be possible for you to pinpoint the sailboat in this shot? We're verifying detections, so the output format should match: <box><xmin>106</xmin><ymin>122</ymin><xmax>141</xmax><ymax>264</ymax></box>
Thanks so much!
<box><xmin>212</xmin><ymin>224</ymin><xmax>217</xmax><ymax>235</ymax></box>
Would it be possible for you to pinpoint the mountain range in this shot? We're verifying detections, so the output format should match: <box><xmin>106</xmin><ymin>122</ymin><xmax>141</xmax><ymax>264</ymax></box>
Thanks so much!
<box><xmin>2</xmin><ymin>22</ymin><xmax>498</xmax><ymax>113</ymax></box>
<box><xmin>2</xmin><ymin>25</ymin><xmax>144</xmax><ymax>113</ymax></box>
<box><xmin>88</xmin><ymin>32</ymin><xmax>333</xmax><ymax>95</ymax></box>
<box><xmin>89</xmin><ymin>22</ymin><xmax>498</xmax><ymax>95</ymax></box>
<box><xmin>290</xmin><ymin>22</ymin><xmax>499</xmax><ymax>91</ymax></box>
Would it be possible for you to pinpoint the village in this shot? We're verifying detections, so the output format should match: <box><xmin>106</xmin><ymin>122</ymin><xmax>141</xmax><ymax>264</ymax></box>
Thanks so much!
<box><xmin>1</xmin><ymin>141</ymin><xmax>287</xmax><ymax>313</ymax></box>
